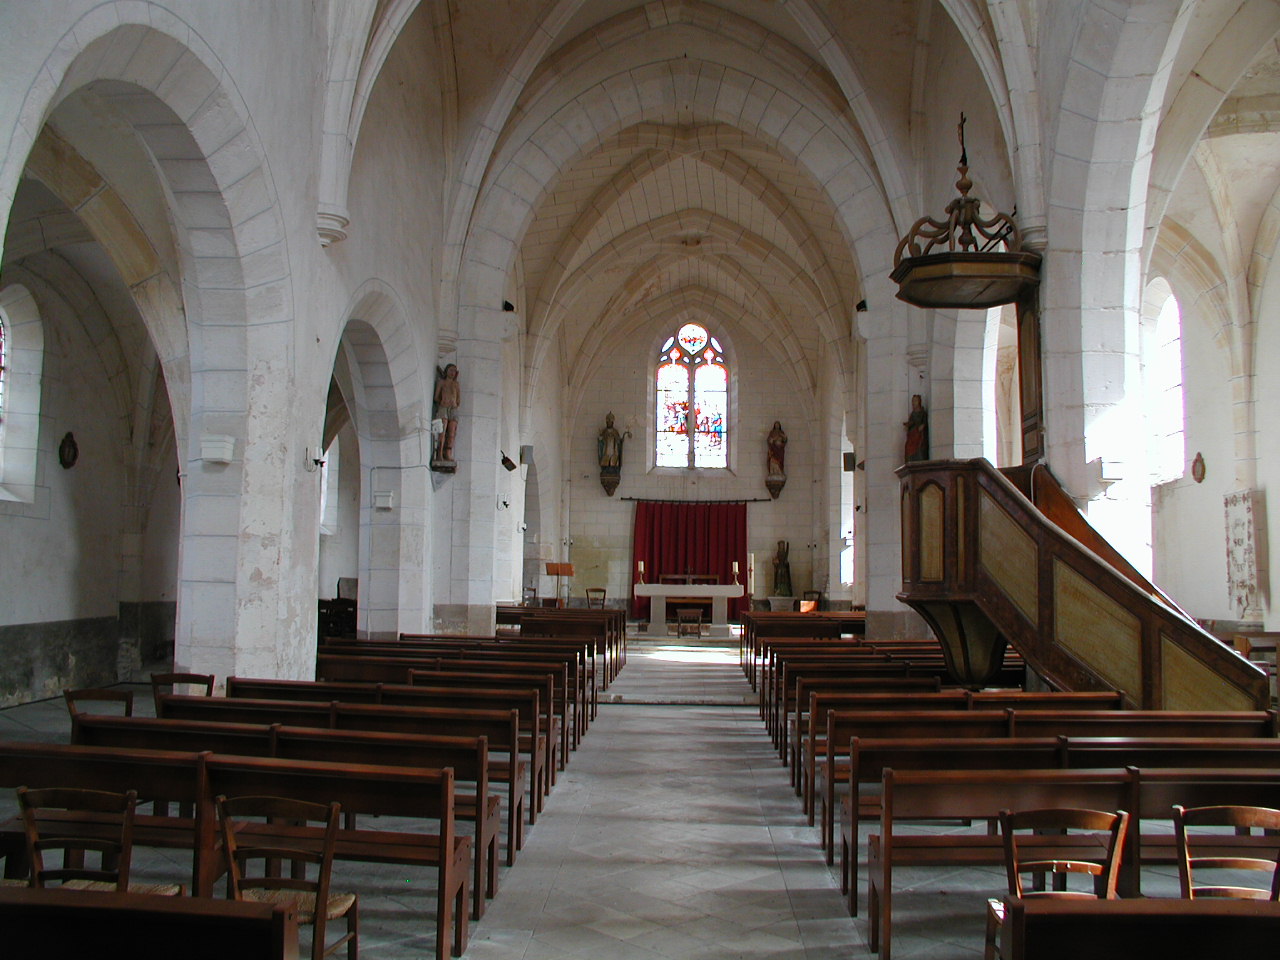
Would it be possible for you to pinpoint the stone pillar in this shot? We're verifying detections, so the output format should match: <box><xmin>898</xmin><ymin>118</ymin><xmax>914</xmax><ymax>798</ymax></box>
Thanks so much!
<box><xmin>432</xmin><ymin>325</ymin><xmax>503</xmax><ymax>635</ymax></box>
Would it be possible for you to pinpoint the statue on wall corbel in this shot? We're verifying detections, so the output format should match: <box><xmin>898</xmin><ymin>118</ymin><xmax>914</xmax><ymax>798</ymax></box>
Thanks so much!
<box><xmin>597</xmin><ymin>411</ymin><xmax>630</xmax><ymax>496</ymax></box>
<box><xmin>765</xmin><ymin>420</ymin><xmax>787</xmax><ymax>499</ymax></box>
<box><xmin>431</xmin><ymin>363</ymin><xmax>460</xmax><ymax>473</ymax></box>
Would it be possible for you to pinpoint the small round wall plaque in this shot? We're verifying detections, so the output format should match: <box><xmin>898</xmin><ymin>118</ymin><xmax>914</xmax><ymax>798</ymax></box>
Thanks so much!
<box><xmin>58</xmin><ymin>431</ymin><xmax>78</xmax><ymax>469</ymax></box>
<box><xmin>1191</xmin><ymin>451</ymin><xmax>1206</xmax><ymax>484</ymax></box>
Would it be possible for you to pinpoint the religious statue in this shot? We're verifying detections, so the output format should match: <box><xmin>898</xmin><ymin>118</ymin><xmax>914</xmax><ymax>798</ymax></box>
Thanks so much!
<box><xmin>772</xmin><ymin>539</ymin><xmax>792</xmax><ymax>597</ymax></box>
<box><xmin>904</xmin><ymin>393</ymin><xmax>929</xmax><ymax>462</ymax></box>
<box><xmin>432</xmin><ymin>363</ymin><xmax>460</xmax><ymax>469</ymax></box>
<box><xmin>765</xmin><ymin>420</ymin><xmax>788</xmax><ymax>499</ymax></box>
<box><xmin>597</xmin><ymin>411</ymin><xmax>630</xmax><ymax>496</ymax></box>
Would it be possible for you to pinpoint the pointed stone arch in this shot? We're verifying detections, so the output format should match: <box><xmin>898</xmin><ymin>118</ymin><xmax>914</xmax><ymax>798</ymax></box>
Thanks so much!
<box><xmin>0</xmin><ymin>7</ymin><xmax>302</xmax><ymax>680</ymax></box>
<box><xmin>335</xmin><ymin>279</ymin><xmax>432</xmax><ymax>637</ymax></box>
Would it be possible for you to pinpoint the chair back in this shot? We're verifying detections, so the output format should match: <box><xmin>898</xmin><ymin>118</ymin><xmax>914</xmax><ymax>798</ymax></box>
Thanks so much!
<box><xmin>585</xmin><ymin>588</ymin><xmax>606</xmax><ymax>609</ymax></box>
<box><xmin>676</xmin><ymin>607</ymin><xmax>704</xmax><ymax>637</ymax></box>
<box><xmin>999</xmin><ymin>807</ymin><xmax>1130</xmax><ymax>900</ymax></box>
<box><xmin>217</xmin><ymin>794</ymin><xmax>356</xmax><ymax>960</ymax></box>
<box><xmin>150</xmin><ymin>672</ymin><xmax>215</xmax><ymax>713</ymax></box>
<box><xmin>63</xmin><ymin>688</ymin><xmax>133</xmax><ymax>719</ymax></box>
<box><xmin>1173</xmin><ymin>804</ymin><xmax>1280</xmax><ymax>900</ymax></box>
<box><xmin>18</xmin><ymin>785</ymin><xmax>138</xmax><ymax>890</ymax></box>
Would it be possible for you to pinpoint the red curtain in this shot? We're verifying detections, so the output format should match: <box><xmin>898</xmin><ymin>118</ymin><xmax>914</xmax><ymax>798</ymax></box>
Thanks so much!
<box><xmin>631</xmin><ymin>501</ymin><xmax>748</xmax><ymax>619</ymax></box>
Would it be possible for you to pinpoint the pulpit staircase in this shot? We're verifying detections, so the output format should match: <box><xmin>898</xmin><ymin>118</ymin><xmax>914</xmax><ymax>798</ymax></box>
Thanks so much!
<box><xmin>896</xmin><ymin>458</ymin><xmax>1267</xmax><ymax>710</ymax></box>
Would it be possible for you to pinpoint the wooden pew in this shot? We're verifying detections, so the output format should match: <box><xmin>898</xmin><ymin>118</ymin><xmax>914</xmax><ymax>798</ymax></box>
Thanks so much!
<box><xmin>741</xmin><ymin>612</ymin><xmax>864</xmax><ymax>684</ymax></box>
<box><xmin>862</xmin><ymin>762</ymin><xmax>1280</xmax><ymax>960</ymax></box>
<box><xmin>784</xmin><ymin>675</ymin><xmax>943</xmax><ymax>778</ymax></box>
<box><xmin>314</xmin><ymin>654</ymin><xmax>562</xmax><ymax>784</ymax></box>
<box><xmin>201</xmin><ymin>753</ymin><xmax>470</xmax><ymax>960</ymax></box>
<box><xmin>0</xmin><ymin>887</ymin><xmax>299</xmax><ymax>960</ymax></box>
<box><xmin>866</xmin><ymin>767</ymin><xmax>1139</xmax><ymax>960</ymax></box>
<box><xmin>998</xmin><ymin>898</ymin><xmax>1280</xmax><ymax>960</ymax></box>
<box><xmin>70</xmin><ymin>713</ymin><xmax>503</xmax><ymax>919</ymax></box>
<box><xmin>0</xmin><ymin>740</ymin><xmax>205</xmax><ymax>887</ymax></box>
<box><xmin>209</xmin><ymin>684</ymin><xmax>549</xmax><ymax>814</ymax></box>
<box><xmin>513</xmin><ymin>610</ymin><xmax>623</xmax><ymax>685</ymax></box>
<box><xmin>323</xmin><ymin>637</ymin><xmax>597</xmax><ymax>733</ymax></box>
<box><xmin>838</xmin><ymin>735</ymin><xmax>1280</xmax><ymax>915</ymax></box>
<box><xmin>0</xmin><ymin>742</ymin><xmax>471</xmax><ymax>960</ymax></box>
<box><xmin>158</xmin><ymin>694</ymin><xmax>531</xmax><ymax>839</ymax></box>
<box><xmin>817</xmin><ymin>707</ymin><xmax>1278</xmax><ymax>862</ymax></box>
<box><xmin>794</xmin><ymin>688</ymin><xmax>1121</xmax><ymax>791</ymax></box>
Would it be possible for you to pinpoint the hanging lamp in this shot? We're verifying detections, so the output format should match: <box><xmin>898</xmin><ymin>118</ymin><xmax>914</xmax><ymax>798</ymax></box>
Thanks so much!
<box><xmin>890</xmin><ymin>115</ymin><xmax>1040</xmax><ymax>309</ymax></box>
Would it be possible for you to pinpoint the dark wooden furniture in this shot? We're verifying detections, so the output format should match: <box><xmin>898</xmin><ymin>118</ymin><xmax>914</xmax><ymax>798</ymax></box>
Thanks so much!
<box><xmin>71</xmin><ymin>713</ymin><xmax>504</xmax><ymax>917</ymax></box>
<box><xmin>63</xmin><ymin>687</ymin><xmax>133</xmax><ymax>718</ymax></box>
<box><xmin>984</xmin><ymin>807</ymin><xmax>1130</xmax><ymax>960</ymax></box>
<box><xmin>1172</xmin><ymin>802</ymin><xmax>1280</xmax><ymax>899</ymax></box>
<box><xmin>997</xmin><ymin>898</ymin><xmax>1280</xmax><ymax>960</ymax></box>
<box><xmin>216</xmin><ymin>795</ymin><xmax>357</xmax><ymax>960</ymax></box>
<box><xmin>0</xmin><ymin>887</ymin><xmax>300</xmax><ymax>960</ymax></box>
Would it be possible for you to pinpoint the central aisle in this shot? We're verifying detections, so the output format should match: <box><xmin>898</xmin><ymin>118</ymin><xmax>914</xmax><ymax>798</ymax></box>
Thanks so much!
<box><xmin>464</xmin><ymin>642</ymin><xmax>861</xmax><ymax>959</ymax></box>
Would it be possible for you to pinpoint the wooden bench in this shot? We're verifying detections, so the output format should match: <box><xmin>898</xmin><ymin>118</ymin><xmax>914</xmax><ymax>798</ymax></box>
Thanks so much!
<box><xmin>795</xmin><ymin>689</ymin><xmax>1122</xmax><ymax>789</ymax></box>
<box><xmin>783</xmin><ymin>675</ymin><xmax>943</xmax><ymax>776</ymax></box>
<box><xmin>0</xmin><ymin>886</ymin><xmax>299</xmax><ymax>960</ymax></box>
<box><xmin>817</xmin><ymin>707</ymin><xmax>1278</xmax><ymax>862</ymax></box>
<box><xmin>998</xmin><ymin>897</ymin><xmax>1280</xmax><ymax>960</ymax></box>
<box><xmin>514</xmin><ymin>610</ymin><xmax>624</xmax><ymax>685</ymax></box>
<box><xmin>0</xmin><ymin>742</ymin><xmax>471</xmax><ymax>960</ymax></box>
<box><xmin>321</xmin><ymin>638</ymin><xmax>597</xmax><ymax>734</ymax></box>
<box><xmin>191</xmin><ymin>687</ymin><xmax>547</xmax><ymax>816</ymax></box>
<box><xmin>70</xmin><ymin>713</ymin><xmax>504</xmax><ymax>919</ymax></box>
<box><xmin>866</xmin><ymin>764</ymin><xmax>1280</xmax><ymax>960</ymax></box>
<box><xmin>867</xmin><ymin>767</ymin><xmax>1138</xmax><ymax>960</ymax></box>
<box><xmin>838</xmin><ymin>735</ymin><xmax>1280</xmax><ymax>915</ymax></box>
<box><xmin>202</xmin><ymin>752</ymin><xmax>471</xmax><ymax>960</ymax></box>
<box><xmin>313</xmin><ymin>655</ymin><xmax>561</xmax><ymax>787</ymax></box>
<box><xmin>158</xmin><ymin>694</ymin><xmax>531</xmax><ymax>844</ymax></box>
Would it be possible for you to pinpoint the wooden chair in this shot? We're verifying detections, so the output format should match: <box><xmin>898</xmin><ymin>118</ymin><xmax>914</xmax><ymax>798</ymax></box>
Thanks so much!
<box><xmin>150</xmin><ymin>672</ymin><xmax>215</xmax><ymax>713</ymax></box>
<box><xmin>63</xmin><ymin>688</ymin><xmax>133</xmax><ymax>719</ymax></box>
<box><xmin>17</xmin><ymin>785</ymin><xmax>182</xmax><ymax>895</ymax></box>
<box><xmin>676</xmin><ymin>608</ymin><xmax>703</xmax><ymax>638</ymax></box>
<box><xmin>984</xmin><ymin>807</ymin><xmax>1130</xmax><ymax>960</ymax></box>
<box><xmin>1173</xmin><ymin>804</ymin><xmax>1280</xmax><ymax>900</ymax></box>
<box><xmin>585</xmin><ymin>588</ymin><xmax>606</xmax><ymax>609</ymax></box>
<box><xmin>800</xmin><ymin>590</ymin><xmax>822</xmax><ymax>613</ymax></box>
<box><xmin>522</xmin><ymin>585</ymin><xmax>538</xmax><ymax>606</ymax></box>
<box><xmin>217</xmin><ymin>794</ymin><xmax>359</xmax><ymax>960</ymax></box>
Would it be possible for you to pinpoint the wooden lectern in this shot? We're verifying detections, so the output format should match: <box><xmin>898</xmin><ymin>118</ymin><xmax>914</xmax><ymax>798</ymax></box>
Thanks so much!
<box><xmin>545</xmin><ymin>562</ymin><xmax>574</xmax><ymax>608</ymax></box>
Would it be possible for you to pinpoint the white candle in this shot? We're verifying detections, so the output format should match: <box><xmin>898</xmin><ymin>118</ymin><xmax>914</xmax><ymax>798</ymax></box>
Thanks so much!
<box><xmin>637</xmin><ymin>560</ymin><xmax>645</xmax><ymax>573</ymax></box>
<box><xmin>732</xmin><ymin>561</ymin><xmax>739</xmax><ymax>574</ymax></box>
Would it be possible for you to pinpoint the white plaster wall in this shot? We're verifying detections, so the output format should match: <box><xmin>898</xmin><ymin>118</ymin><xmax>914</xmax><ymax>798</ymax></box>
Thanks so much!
<box><xmin>1255</xmin><ymin>302</ymin><xmax>1280</xmax><ymax>628</ymax></box>
<box><xmin>317</xmin><ymin>420</ymin><xmax>360</xmax><ymax>601</ymax></box>
<box><xmin>0</xmin><ymin>302</ymin><xmax>128</xmax><ymax>623</ymax></box>
<box><xmin>566</xmin><ymin>319</ymin><xmax>817</xmax><ymax>606</ymax></box>
<box><xmin>140</xmin><ymin>459</ymin><xmax>180</xmax><ymax>602</ymax></box>
<box><xmin>1150</xmin><ymin>303</ymin><xmax>1235</xmax><ymax>620</ymax></box>
<box><xmin>521</xmin><ymin>348</ymin><xmax>565</xmax><ymax>602</ymax></box>
<box><xmin>494</xmin><ymin>327</ymin><xmax>524</xmax><ymax>602</ymax></box>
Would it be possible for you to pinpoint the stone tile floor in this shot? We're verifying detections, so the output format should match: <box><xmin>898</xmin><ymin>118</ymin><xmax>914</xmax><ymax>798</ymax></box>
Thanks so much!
<box><xmin>0</xmin><ymin>638</ymin><xmax>1184</xmax><ymax>959</ymax></box>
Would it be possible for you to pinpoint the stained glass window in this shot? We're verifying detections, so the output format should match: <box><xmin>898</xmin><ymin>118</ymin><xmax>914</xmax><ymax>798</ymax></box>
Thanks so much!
<box><xmin>654</xmin><ymin>321</ymin><xmax>727</xmax><ymax>468</ymax></box>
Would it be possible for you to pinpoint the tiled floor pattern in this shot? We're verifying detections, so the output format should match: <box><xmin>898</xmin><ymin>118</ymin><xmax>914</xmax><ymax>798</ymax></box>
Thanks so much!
<box><xmin>0</xmin><ymin>642</ymin><xmax>1184</xmax><ymax>958</ymax></box>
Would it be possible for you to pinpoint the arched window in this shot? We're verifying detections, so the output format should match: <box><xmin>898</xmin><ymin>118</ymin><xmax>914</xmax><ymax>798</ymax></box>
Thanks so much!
<box><xmin>0</xmin><ymin>284</ymin><xmax>45</xmax><ymax>502</ymax></box>
<box><xmin>1142</xmin><ymin>280</ymin><xmax>1185</xmax><ymax>484</ymax></box>
<box><xmin>0</xmin><ymin>312</ymin><xmax>6</xmax><ymax>424</ymax></box>
<box><xmin>655</xmin><ymin>321</ymin><xmax>727</xmax><ymax>468</ymax></box>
